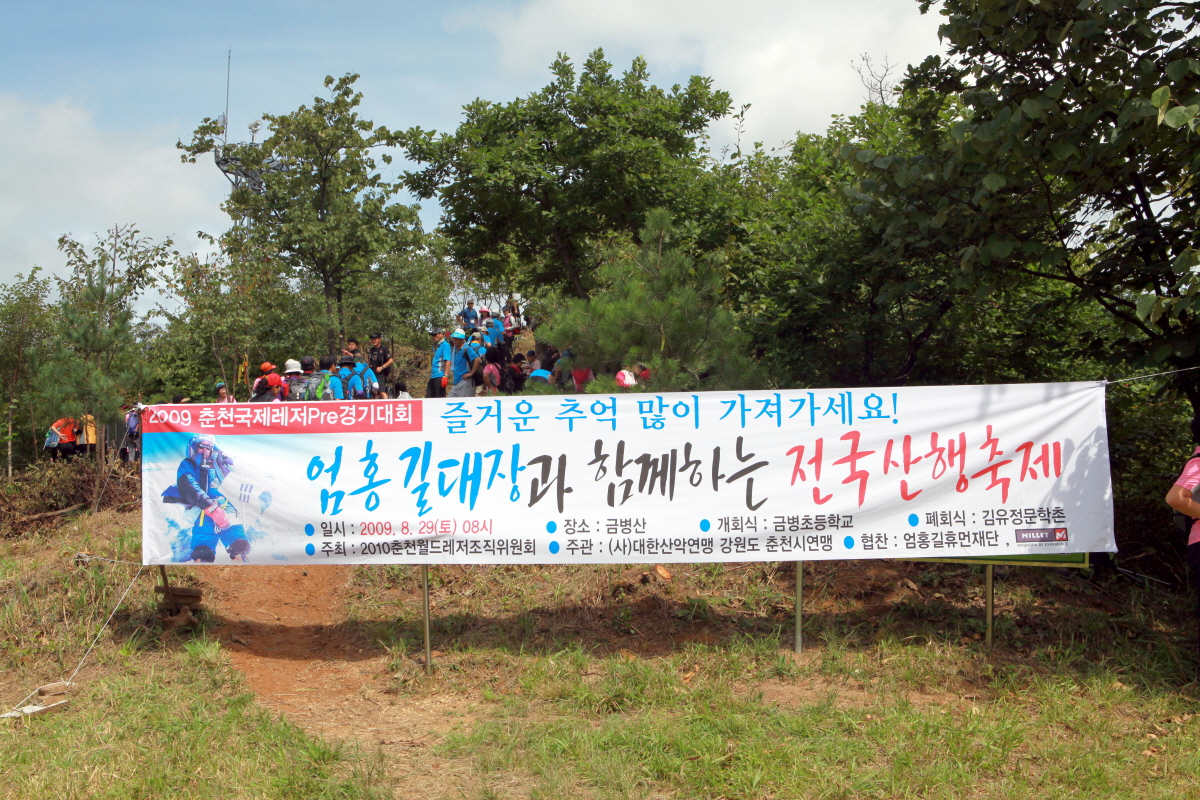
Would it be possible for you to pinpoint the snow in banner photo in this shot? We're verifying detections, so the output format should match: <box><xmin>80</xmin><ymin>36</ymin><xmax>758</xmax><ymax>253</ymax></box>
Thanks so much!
<box><xmin>140</xmin><ymin>382</ymin><xmax>1114</xmax><ymax>566</ymax></box>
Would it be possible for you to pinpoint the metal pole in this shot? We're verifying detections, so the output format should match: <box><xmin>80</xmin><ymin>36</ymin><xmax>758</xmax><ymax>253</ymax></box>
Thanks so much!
<box><xmin>985</xmin><ymin>563</ymin><xmax>994</xmax><ymax>648</ymax></box>
<box><xmin>794</xmin><ymin>560</ymin><xmax>803</xmax><ymax>654</ymax></box>
<box><xmin>421</xmin><ymin>565</ymin><xmax>432</xmax><ymax>675</ymax></box>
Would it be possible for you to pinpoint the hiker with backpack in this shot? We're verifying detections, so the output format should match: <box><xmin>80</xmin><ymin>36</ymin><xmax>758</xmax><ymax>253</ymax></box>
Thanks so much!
<box><xmin>503</xmin><ymin>305</ymin><xmax>520</xmax><ymax>358</ymax></box>
<box><xmin>302</xmin><ymin>355</ymin><xmax>345</xmax><ymax>401</ymax></box>
<box><xmin>48</xmin><ymin>416</ymin><xmax>80</xmax><ymax>460</ymax></box>
<box><xmin>1166</xmin><ymin>414</ymin><xmax>1200</xmax><ymax>656</ymax></box>
<box><xmin>502</xmin><ymin>353</ymin><xmax>526</xmax><ymax>394</ymax></box>
<box><xmin>355</xmin><ymin>359</ymin><xmax>381</xmax><ymax>399</ymax></box>
<box><xmin>249</xmin><ymin>373</ymin><xmax>283</xmax><ymax>402</ymax></box>
<box><xmin>480</xmin><ymin>348</ymin><xmax>503</xmax><ymax>395</ymax></box>
<box><xmin>338</xmin><ymin>354</ymin><xmax>378</xmax><ymax>400</ymax></box>
<box><xmin>282</xmin><ymin>360</ymin><xmax>308</xmax><ymax>400</ymax></box>
<box><xmin>448</xmin><ymin>329</ymin><xmax>480</xmax><ymax>397</ymax></box>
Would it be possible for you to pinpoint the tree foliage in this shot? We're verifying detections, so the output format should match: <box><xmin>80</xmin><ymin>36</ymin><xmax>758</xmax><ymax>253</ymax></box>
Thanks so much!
<box><xmin>179</xmin><ymin>74</ymin><xmax>423</xmax><ymax>353</ymax></box>
<box><xmin>0</xmin><ymin>269</ymin><xmax>53</xmax><ymax>475</ymax></box>
<box><xmin>724</xmin><ymin>103</ymin><xmax>1113</xmax><ymax>389</ymax></box>
<box><xmin>540</xmin><ymin>209</ymin><xmax>764</xmax><ymax>392</ymax></box>
<box><xmin>842</xmin><ymin>0</ymin><xmax>1200</xmax><ymax>406</ymax></box>
<box><xmin>400</xmin><ymin>50</ymin><xmax>731</xmax><ymax>298</ymax></box>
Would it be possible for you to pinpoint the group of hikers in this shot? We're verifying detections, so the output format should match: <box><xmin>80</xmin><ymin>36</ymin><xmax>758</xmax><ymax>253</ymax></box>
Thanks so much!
<box><xmin>227</xmin><ymin>332</ymin><xmax>402</xmax><ymax>403</ymax></box>
<box><xmin>195</xmin><ymin>300</ymin><xmax>648</xmax><ymax>405</ymax></box>
<box><xmin>45</xmin><ymin>298</ymin><xmax>654</xmax><ymax>461</ymax></box>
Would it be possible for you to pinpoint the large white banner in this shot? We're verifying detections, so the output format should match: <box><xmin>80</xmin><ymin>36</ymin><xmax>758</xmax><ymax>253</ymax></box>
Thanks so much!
<box><xmin>141</xmin><ymin>381</ymin><xmax>1114</xmax><ymax>565</ymax></box>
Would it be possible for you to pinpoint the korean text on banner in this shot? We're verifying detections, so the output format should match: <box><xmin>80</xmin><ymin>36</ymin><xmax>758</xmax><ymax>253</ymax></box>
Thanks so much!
<box><xmin>140</xmin><ymin>381</ymin><xmax>1114</xmax><ymax>566</ymax></box>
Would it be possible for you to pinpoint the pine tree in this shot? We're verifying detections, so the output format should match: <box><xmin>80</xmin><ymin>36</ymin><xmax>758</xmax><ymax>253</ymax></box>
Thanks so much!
<box><xmin>38</xmin><ymin>231</ymin><xmax>160</xmax><ymax>509</ymax></box>
<box><xmin>541</xmin><ymin>209</ymin><xmax>764</xmax><ymax>392</ymax></box>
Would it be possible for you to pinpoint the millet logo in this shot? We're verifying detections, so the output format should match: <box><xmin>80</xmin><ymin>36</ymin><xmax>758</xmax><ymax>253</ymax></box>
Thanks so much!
<box><xmin>1015</xmin><ymin>528</ymin><xmax>1068</xmax><ymax>543</ymax></box>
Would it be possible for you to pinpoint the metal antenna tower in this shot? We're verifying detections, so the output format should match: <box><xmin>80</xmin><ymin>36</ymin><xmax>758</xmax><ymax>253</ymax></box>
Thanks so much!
<box><xmin>223</xmin><ymin>47</ymin><xmax>231</xmax><ymax>144</ymax></box>
<box><xmin>212</xmin><ymin>48</ymin><xmax>281</xmax><ymax>197</ymax></box>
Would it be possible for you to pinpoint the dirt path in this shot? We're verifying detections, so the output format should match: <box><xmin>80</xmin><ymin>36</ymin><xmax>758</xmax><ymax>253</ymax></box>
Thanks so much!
<box><xmin>197</xmin><ymin>566</ymin><xmax>478</xmax><ymax>793</ymax></box>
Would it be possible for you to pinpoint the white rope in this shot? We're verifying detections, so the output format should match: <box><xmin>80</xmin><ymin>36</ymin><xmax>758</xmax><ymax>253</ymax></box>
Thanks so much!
<box><xmin>8</xmin><ymin>562</ymin><xmax>145</xmax><ymax>712</ymax></box>
<box><xmin>65</xmin><ymin>565</ymin><xmax>145</xmax><ymax>686</ymax></box>
<box><xmin>1106</xmin><ymin>365</ymin><xmax>1200</xmax><ymax>384</ymax></box>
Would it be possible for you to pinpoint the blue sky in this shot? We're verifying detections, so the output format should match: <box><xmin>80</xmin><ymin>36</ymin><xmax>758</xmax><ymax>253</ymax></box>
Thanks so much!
<box><xmin>0</xmin><ymin>0</ymin><xmax>943</xmax><ymax>285</ymax></box>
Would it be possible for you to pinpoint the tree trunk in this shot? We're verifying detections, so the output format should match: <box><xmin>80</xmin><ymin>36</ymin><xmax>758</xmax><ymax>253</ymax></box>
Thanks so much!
<box><xmin>336</xmin><ymin>285</ymin><xmax>346</xmax><ymax>350</ymax></box>
<box><xmin>322</xmin><ymin>279</ymin><xmax>338</xmax><ymax>355</ymax></box>
<box><xmin>91</xmin><ymin>411</ymin><xmax>103</xmax><ymax>513</ymax></box>
<box><xmin>1184</xmin><ymin>383</ymin><xmax>1200</xmax><ymax>422</ymax></box>
<box><xmin>6</xmin><ymin>400</ymin><xmax>12</xmax><ymax>478</ymax></box>
<box><xmin>212</xmin><ymin>333</ymin><xmax>229</xmax><ymax>399</ymax></box>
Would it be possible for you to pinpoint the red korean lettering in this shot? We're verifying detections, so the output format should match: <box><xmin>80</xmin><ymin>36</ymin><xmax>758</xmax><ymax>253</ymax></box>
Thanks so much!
<box><xmin>833</xmin><ymin>431</ymin><xmax>876</xmax><ymax>507</ymax></box>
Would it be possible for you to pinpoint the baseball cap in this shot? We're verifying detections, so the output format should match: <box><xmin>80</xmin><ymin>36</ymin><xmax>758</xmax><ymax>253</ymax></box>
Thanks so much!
<box><xmin>266</xmin><ymin>373</ymin><xmax>283</xmax><ymax>387</ymax></box>
<box><xmin>300</xmin><ymin>355</ymin><xmax>316</xmax><ymax>371</ymax></box>
<box><xmin>338</xmin><ymin>354</ymin><xmax>356</xmax><ymax>365</ymax></box>
<box><xmin>215</xmin><ymin>382</ymin><xmax>226</xmax><ymax>390</ymax></box>
<box><xmin>283</xmin><ymin>359</ymin><xmax>302</xmax><ymax>374</ymax></box>
<box><xmin>260</xmin><ymin>361</ymin><xmax>277</xmax><ymax>372</ymax></box>
<box><xmin>370</xmin><ymin>332</ymin><xmax>382</xmax><ymax>339</ymax></box>
<box><xmin>451</xmin><ymin>329</ymin><xmax>466</xmax><ymax>340</ymax></box>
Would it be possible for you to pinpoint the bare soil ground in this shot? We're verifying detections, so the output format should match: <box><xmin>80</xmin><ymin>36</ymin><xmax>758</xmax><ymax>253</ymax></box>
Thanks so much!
<box><xmin>198</xmin><ymin>564</ymin><xmax>482</xmax><ymax>792</ymax></box>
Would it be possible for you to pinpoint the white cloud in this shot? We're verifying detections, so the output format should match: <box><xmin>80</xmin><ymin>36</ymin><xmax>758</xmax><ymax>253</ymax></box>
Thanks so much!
<box><xmin>456</xmin><ymin>0</ymin><xmax>945</xmax><ymax>149</ymax></box>
<box><xmin>0</xmin><ymin>95</ymin><xmax>229</xmax><ymax>286</ymax></box>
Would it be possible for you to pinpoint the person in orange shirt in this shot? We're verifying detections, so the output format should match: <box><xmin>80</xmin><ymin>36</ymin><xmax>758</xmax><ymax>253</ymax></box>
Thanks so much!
<box><xmin>49</xmin><ymin>417</ymin><xmax>80</xmax><ymax>460</ymax></box>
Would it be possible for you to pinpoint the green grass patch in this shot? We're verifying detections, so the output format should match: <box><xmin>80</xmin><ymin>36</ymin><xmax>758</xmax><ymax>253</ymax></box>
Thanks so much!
<box><xmin>1</xmin><ymin>510</ymin><xmax>388</xmax><ymax>800</ymax></box>
<box><xmin>440</xmin><ymin>642</ymin><xmax>1200</xmax><ymax>800</ymax></box>
<box><xmin>1</xmin><ymin>640</ymin><xmax>388</xmax><ymax>799</ymax></box>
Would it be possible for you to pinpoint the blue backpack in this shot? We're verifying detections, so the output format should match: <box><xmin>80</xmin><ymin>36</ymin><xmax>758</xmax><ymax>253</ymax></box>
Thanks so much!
<box><xmin>353</xmin><ymin>363</ymin><xmax>379</xmax><ymax>397</ymax></box>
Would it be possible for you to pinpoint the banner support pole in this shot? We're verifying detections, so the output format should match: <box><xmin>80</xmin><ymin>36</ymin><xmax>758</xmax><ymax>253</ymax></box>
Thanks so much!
<box><xmin>421</xmin><ymin>565</ymin><xmax>432</xmax><ymax>675</ymax></box>
<box><xmin>794</xmin><ymin>560</ymin><xmax>803</xmax><ymax>654</ymax></box>
<box><xmin>985</xmin><ymin>564</ymin><xmax>994</xmax><ymax>648</ymax></box>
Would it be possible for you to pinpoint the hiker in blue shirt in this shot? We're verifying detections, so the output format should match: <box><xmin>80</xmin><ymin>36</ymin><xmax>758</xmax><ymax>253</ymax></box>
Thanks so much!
<box><xmin>481</xmin><ymin>310</ymin><xmax>504</xmax><ymax>348</ymax></box>
<box><xmin>426</xmin><ymin>329</ymin><xmax>452</xmax><ymax>398</ymax></box>
<box><xmin>457</xmin><ymin>299</ymin><xmax>479</xmax><ymax>332</ymax></box>
<box><xmin>449</xmin><ymin>329</ymin><xmax>480</xmax><ymax>397</ymax></box>
<box><xmin>303</xmin><ymin>355</ymin><xmax>345</xmax><ymax>401</ymax></box>
<box><xmin>351</xmin><ymin>360</ymin><xmax>380</xmax><ymax>398</ymax></box>
<box><xmin>337</xmin><ymin>355</ymin><xmax>373</xmax><ymax>400</ymax></box>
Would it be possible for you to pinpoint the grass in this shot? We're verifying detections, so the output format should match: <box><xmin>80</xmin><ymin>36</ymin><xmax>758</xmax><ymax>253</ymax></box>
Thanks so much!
<box><xmin>432</xmin><ymin>634</ymin><xmax>1200</xmax><ymax>799</ymax></box>
<box><xmin>7</xmin><ymin>511</ymin><xmax>1200</xmax><ymax>798</ymax></box>
<box><xmin>346</xmin><ymin>560</ymin><xmax>1200</xmax><ymax>799</ymax></box>
<box><xmin>0</xmin><ymin>510</ymin><xmax>388</xmax><ymax>800</ymax></box>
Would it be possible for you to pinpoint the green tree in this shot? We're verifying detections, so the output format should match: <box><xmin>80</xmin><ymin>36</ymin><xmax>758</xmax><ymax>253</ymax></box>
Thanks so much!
<box><xmin>151</xmin><ymin>240</ymin><xmax>327</xmax><ymax>401</ymax></box>
<box><xmin>722</xmin><ymin>103</ymin><xmax>1112</xmax><ymax>389</ymax></box>
<box><xmin>179</xmin><ymin>74</ymin><xmax>423</xmax><ymax>353</ymax></box>
<box><xmin>38</xmin><ymin>233</ymin><xmax>161</xmax><ymax>508</ymax></box>
<box><xmin>540</xmin><ymin>209</ymin><xmax>764</xmax><ymax>392</ymax></box>
<box><xmin>340</xmin><ymin>244</ymin><xmax>455</xmax><ymax>348</ymax></box>
<box><xmin>0</xmin><ymin>269</ymin><xmax>53</xmax><ymax>476</ymax></box>
<box><xmin>400</xmin><ymin>50</ymin><xmax>732</xmax><ymax>298</ymax></box>
<box><xmin>843</xmin><ymin>0</ymin><xmax>1200</xmax><ymax>408</ymax></box>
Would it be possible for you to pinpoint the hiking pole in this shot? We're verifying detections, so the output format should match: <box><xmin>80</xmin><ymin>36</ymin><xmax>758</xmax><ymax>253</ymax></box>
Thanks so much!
<box><xmin>421</xmin><ymin>565</ymin><xmax>432</xmax><ymax>675</ymax></box>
